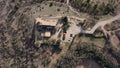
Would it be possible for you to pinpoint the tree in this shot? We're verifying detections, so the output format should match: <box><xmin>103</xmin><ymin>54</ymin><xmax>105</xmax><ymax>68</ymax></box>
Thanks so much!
<box><xmin>61</xmin><ymin>16</ymin><xmax>69</xmax><ymax>31</ymax></box>
<box><xmin>49</xmin><ymin>3</ymin><xmax>53</xmax><ymax>7</ymax></box>
<box><xmin>61</xmin><ymin>16</ymin><xmax>68</xmax><ymax>25</ymax></box>
<box><xmin>104</xmin><ymin>4</ymin><xmax>114</xmax><ymax>14</ymax></box>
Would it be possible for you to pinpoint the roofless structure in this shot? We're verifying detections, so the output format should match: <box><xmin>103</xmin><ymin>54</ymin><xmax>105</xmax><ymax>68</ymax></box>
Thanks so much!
<box><xmin>35</xmin><ymin>18</ymin><xmax>57</xmax><ymax>38</ymax></box>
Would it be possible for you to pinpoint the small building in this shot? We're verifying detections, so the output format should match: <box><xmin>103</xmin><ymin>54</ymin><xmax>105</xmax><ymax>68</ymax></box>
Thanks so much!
<box><xmin>35</xmin><ymin>18</ymin><xmax>57</xmax><ymax>38</ymax></box>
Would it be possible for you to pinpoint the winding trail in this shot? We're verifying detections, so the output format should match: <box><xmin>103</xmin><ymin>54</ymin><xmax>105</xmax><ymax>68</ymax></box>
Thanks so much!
<box><xmin>66</xmin><ymin>0</ymin><xmax>120</xmax><ymax>34</ymax></box>
<box><xmin>45</xmin><ymin>14</ymin><xmax>120</xmax><ymax>34</ymax></box>
<box><xmin>83</xmin><ymin>14</ymin><xmax>120</xmax><ymax>34</ymax></box>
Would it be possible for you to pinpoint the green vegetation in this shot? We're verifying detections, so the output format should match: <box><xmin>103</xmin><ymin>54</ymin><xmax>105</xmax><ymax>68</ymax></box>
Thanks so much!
<box><xmin>56</xmin><ymin>40</ymin><xmax>61</xmax><ymax>44</ymax></box>
<box><xmin>45</xmin><ymin>39</ymin><xmax>56</xmax><ymax>45</ymax></box>
<box><xmin>58</xmin><ymin>30</ymin><xmax>62</xmax><ymax>38</ymax></box>
<box><xmin>42</xmin><ymin>58</ymin><xmax>51</xmax><ymax>67</ymax></box>
<box><xmin>105</xmin><ymin>20</ymin><xmax>120</xmax><ymax>31</ymax></box>
<box><xmin>1</xmin><ymin>0</ymin><xmax>120</xmax><ymax>68</ymax></box>
<box><xmin>55</xmin><ymin>42</ymin><xmax>119</xmax><ymax>68</ymax></box>
<box><xmin>61</xmin><ymin>16</ymin><xmax>68</xmax><ymax>24</ymax></box>
<box><xmin>7</xmin><ymin>3</ymin><xmax>20</xmax><ymax>24</ymax></box>
<box><xmin>78</xmin><ymin>34</ymin><xmax>106</xmax><ymax>47</ymax></box>
<box><xmin>61</xmin><ymin>16</ymin><xmax>70</xmax><ymax>30</ymax></box>
<box><xmin>49</xmin><ymin>2</ymin><xmax>53</xmax><ymax>7</ymax></box>
<box><xmin>57</xmin><ymin>8</ymin><xmax>60</xmax><ymax>11</ymax></box>
<box><xmin>71</xmin><ymin>0</ymin><xmax>116</xmax><ymax>15</ymax></box>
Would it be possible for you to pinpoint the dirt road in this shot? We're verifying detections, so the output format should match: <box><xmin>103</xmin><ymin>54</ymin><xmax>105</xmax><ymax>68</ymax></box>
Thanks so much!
<box><xmin>83</xmin><ymin>14</ymin><xmax>120</xmax><ymax>34</ymax></box>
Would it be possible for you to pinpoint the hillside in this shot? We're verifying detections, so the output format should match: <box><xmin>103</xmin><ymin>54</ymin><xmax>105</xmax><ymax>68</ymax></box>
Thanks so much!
<box><xmin>70</xmin><ymin>0</ymin><xmax>120</xmax><ymax>15</ymax></box>
<box><xmin>0</xmin><ymin>0</ymin><xmax>120</xmax><ymax>68</ymax></box>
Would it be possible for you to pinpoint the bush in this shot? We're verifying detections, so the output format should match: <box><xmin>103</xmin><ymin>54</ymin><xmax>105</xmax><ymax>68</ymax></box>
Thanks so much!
<box><xmin>49</xmin><ymin>3</ymin><xmax>53</xmax><ymax>7</ymax></box>
<box><xmin>57</xmin><ymin>8</ymin><xmax>60</xmax><ymax>11</ymax></box>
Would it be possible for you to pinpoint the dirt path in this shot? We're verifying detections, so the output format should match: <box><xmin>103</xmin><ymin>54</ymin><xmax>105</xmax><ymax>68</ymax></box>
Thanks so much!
<box><xmin>48</xmin><ymin>16</ymin><xmax>85</xmax><ymax>21</ymax></box>
<box><xmin>83</xmin><ymin>14</ymin><xmax>120</xmax><ymax>34</ymax></box>
<box><xmin>68</xmin><ymin>3</ymin><xmax>81</xmax><ymax>17</ymax></box>
<box><xmin>46</xmin><ymin>13</ymin><xmax>120</xmax><ymax>35</ymax></box>
<box><xmin>66</xmin><ymin>0</ymin><xmax>69</xmax><ymax>5</ymax></box>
